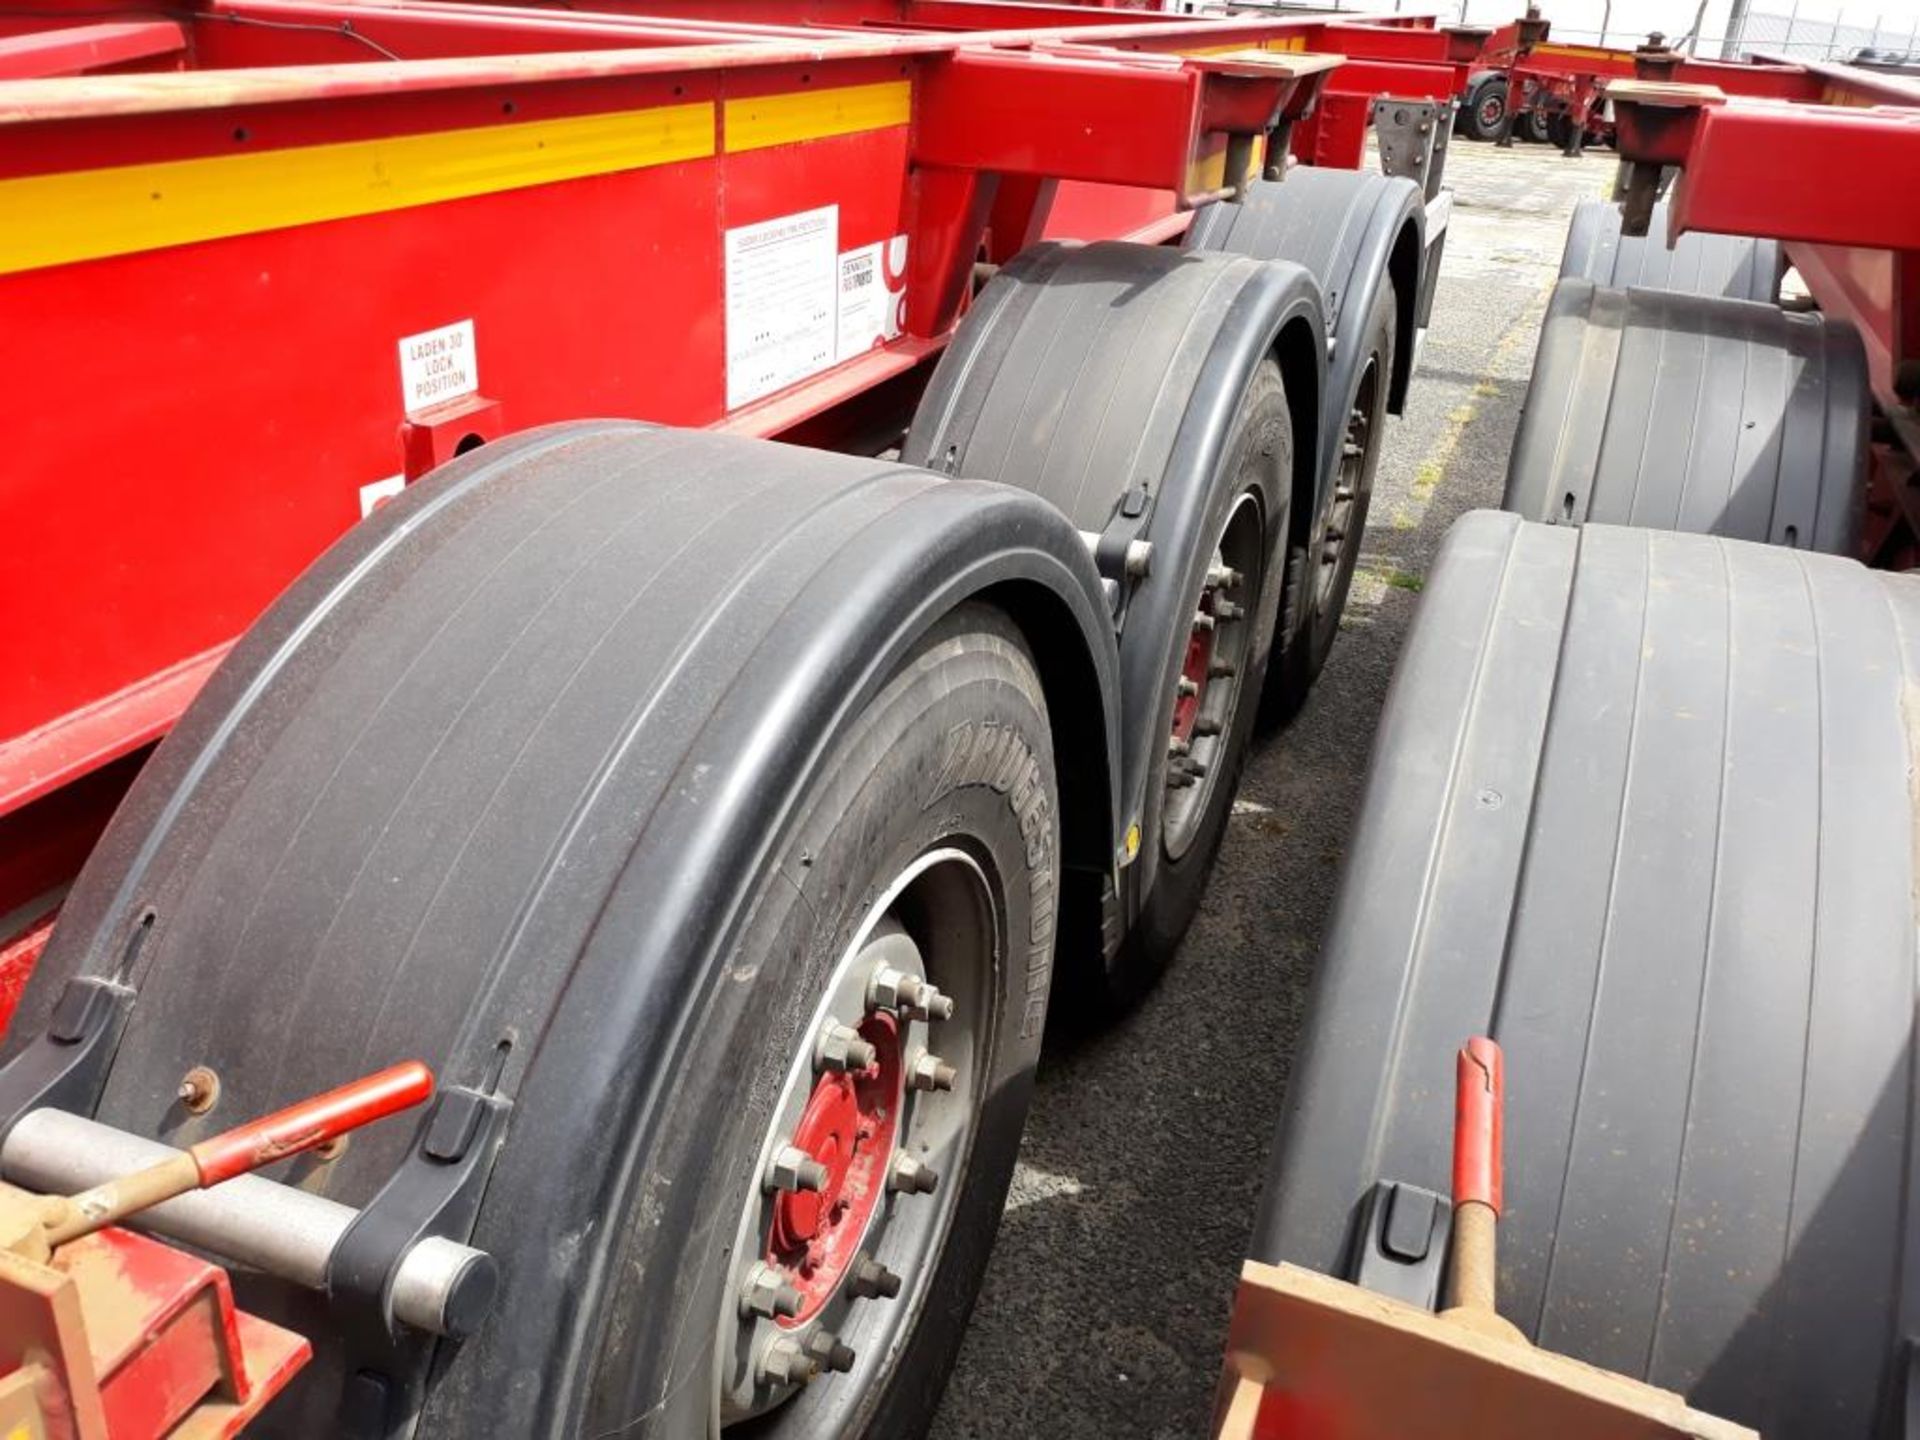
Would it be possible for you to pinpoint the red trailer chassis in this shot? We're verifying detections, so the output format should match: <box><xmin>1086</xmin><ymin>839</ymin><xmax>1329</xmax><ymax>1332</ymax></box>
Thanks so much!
<box><xmin>0</xmin><ymin>0</ymin><xmax>1480</xmax><ymax>1029</ymax></box>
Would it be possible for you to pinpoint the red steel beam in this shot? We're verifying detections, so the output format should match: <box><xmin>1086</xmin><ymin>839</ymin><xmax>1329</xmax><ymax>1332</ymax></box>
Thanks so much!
<box><xmin>0</xmin><ymin>19</ymin><xmax>185</xmax><ymax>79</ymax></box>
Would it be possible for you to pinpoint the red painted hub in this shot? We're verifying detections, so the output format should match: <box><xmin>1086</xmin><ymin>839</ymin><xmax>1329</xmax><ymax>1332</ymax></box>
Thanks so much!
<box><xmin>768</xmin><ymin>1009</ymin><xmax>903</xmax><ymax>1323</ymax></box>
<box><xmin>1172</xmin><ymin>600</ymin><xmax>1217</xmax><ymax>742</ymax></box>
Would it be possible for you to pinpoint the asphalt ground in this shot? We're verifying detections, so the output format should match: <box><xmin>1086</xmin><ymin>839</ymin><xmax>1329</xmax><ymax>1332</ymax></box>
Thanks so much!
<box><xmin>931</xmin><ymin>139</ymin><xmax>1614</xmax><ymax>1440</ymax></box>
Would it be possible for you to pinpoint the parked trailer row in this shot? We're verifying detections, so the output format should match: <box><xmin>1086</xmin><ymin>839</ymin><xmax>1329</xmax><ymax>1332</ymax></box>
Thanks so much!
<box><xmin>4</xmin><ymin>0</ymin><xmax>1920</xmax><ymax>1434</ymax></box>
<box><xmin>0</xmin><ymin>1</ymin><xmax>1473</xmax><ymax>1432</ymax></box>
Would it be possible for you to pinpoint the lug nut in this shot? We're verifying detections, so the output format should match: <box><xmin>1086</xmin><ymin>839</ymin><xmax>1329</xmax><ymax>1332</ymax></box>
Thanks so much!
<box><xmin>1208</xmin><ymin>659</ymin><xmax>1237</xmax><ymax>679</ymax></box>
<box><xmin>1342</xmin><ymin>441</ymin><xmax>1365</xmax><ymax>460</ymax></box>
<box><xmin>1168</xmin><ymin>736</ymin><xmax>1191</xmax><ymax>757</ymax></box>
<box><xmin>1183</xmin><ymin>759</ymin><xmax>1209</xmax><ymax>780</ymax></box>
<box><xmin>1176</xmin><ymin>676</ymin><xmax>1199</xmax><ymax>698</ymax></box>
<box><xmin>766</xmin><ymin>1144</ymin><xmax>829</xmax><ymax>1195</ymax></box>
<box><xmin>806</xmin><ymin>1330</ymin><xmax>857</xmax><ymax>1374</ymax></box>
<box><xmin>1192</xmin><ymin>612</ymin><xmax>1216</xmax><ymax>632</ymax></box>
<box><xmin>888</xmin><ymin>1153</ymin><xmax>939</xmax><ymax>1195</ymax></box>
<box><xmin>907</xmin><ymin>1050</ymin><xmax>958</xmax><ymax>1093</ymax></box>
<box><xmin>740</xmin><ymin>1261</ymin><xmax>805</xmax><ymax>1320</ymax></box>
<box><xmin>848</xmin><ymin>1251</ymin><xmax>903</xmax><ymax>1300</ymax></box>
<box><xmin>1167</xmin><ymin>768</ymin><xmax>1197</xmax><ymax>789</ymax></box>
<box><xmin>1334</xmin><ymin>484</ymin><xmax>1356</xmax><ymax>503</ymax></box>
<box><xmin>759</xmin><ymin>1336</ymin><xmax>819</xmax><ymax>1387</ymax></box>
<box><xmin>868</xmin><ymin>964</ymin><xmax>954</xmax><ymax>1022</ymax></box>
<box><xmin>1214</xmin><ymin>599</ymin><xmax>1243</xmax><ymax>622</ymax></box>
<box><xmin>816</xmin><ymin>1022</ymin><xmax>877</xmax><ymax>1074</ymax></box>
<box><xmin>1193</xmin><ymin>717</ymin><xmax>1222</xmax><ymax>738</ymax></box>
<box><xmin>1206</xmin><ymin>563</ymin><xmax>1241</xmax><ymax>590</ymax></box>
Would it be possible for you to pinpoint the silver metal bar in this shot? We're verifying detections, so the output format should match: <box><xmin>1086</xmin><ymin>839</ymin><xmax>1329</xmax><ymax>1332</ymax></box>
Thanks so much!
<box><xmin>2</xmin><ymin>1107</ymin><xmax>488</xmax><ymax>1337</ymax></box>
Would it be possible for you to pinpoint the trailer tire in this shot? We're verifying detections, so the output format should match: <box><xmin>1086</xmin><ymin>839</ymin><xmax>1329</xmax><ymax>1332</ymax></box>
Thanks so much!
<box><xmin>1267</xmin><ymin>280</ymin><xmax>1394</xmax><ymax>723</ymax></box>
<box><xmin>905</xmin><ymin>241</ymin><xmax>1323</xmax><ymax>1010</ymax></box>
<box><xmin>1505</xmin><ymin>276</ymin><xmax>1868</xmax><ymax>552</ymax></box>
<box><xmin>1560</xmin><ymin>197</ymin><xmax>1782</xmax><ymax>301</ymax></box>
<box><xmin>1186</xmin><ymin>172</ymin><xmax>1422</xmax><ymax>722</ymax></box>
<box><xmin>1459</xmin><ymin>73</ymin><xmax>1507</xmax><ymax>140</ymax></box>
<box><xmin>1256</xmin><ymin>511</ymin><xmax>1920</xmax><ymax>1437</ymax></box>
<box><xmin>0</xmin><ymin>422</ymin><xmax>1121</xmax><ymax>1436</ymax></box>
<box><xmin>1518</xmin><ymin>105</ymin><xmax>1551</xmax><ymax>143</ymax></box>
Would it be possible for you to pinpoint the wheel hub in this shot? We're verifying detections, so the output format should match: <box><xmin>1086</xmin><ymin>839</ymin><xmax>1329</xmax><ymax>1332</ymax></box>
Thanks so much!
<box><xmin>715</xmin><ymin>853</ymin><xmax>992</xmax><ymax>1430</ymax></box>
<box><xmin>767</xmin><ymin>1012</ymin><xmax>903</xmax><ymax>1319</ymax></box>
<box><xmin>1162</xmin><ymin>493</ymin><xmax>1263</xmax><ymax>860</ymax></box>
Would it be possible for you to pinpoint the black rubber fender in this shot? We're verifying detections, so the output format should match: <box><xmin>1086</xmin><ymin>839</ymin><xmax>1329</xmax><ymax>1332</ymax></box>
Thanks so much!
<box><xmin>1186</xmin><ymin>169</ymin><xmax>1424</xmax><ymax>427</ymax></box>
<box><xmin>1505</xmin><ymin>276</ymin><xmax>1869</xmax><ymax>553</ymax></box>
<box><xmin>1256</xmin><ymin>510</ymin><xmax>1920</xmax><ymax>1437</ymax></box>
<box><xmin>2</xmin><ymin>422</ymin><xmax>1124</xmax><ymax>1434</ymax></box>
<box><xmin>903</xmin><ymin>241</ymin><xmax>1324</xmax><ymax>883</ymax></box>
<box><xmin>1560</xmin><ymin>197</ymin><xmax>1782</xmax><ymax>302</ymax></box>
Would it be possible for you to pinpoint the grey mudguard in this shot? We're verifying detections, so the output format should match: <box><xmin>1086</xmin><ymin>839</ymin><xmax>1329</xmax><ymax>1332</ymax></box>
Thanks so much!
<box><xmin>904</xmin><ymin>241</ymin><xmax>1324</xmax><ymax>859</ymax></box>
<box><xmin>1560</xmin><ymin>197</ymin><xmax>1782</xmax><ymax>302</ymax></box>
<box><xmin>1506</xmin><ymin>277</ymin><xmax>1868</xmax><ymax>553</ymax></box>
<box><xmin>1185</xmin><ymin>169</ymin><xmax>1425</xmax><ymax>421</ymax></box>
<box><xmin>1257</xmin><ymin>509</ymin><xmax>1920</xmax><ymax>1437</ymax></box>
<box><xmin>1</xmin><ymin>423</ymin><xmax>1123</xmax><ymax>1433</ymax></box>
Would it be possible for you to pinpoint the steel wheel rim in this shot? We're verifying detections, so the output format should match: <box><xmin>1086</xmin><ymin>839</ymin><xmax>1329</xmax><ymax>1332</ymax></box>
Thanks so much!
<box><xmin>714</xmin><ymin>847</ymin><xmax>997</xmax><ymax>1431</ymax></box>
<box><xmin>1477</xmin><ymin>92</ymin><xmax>1505</xmax><ymax>130</ymax></box>
<box><xmin>1162</xmin><ymin>491</ymin><xmax>1263</xmax><ymax>861</ymax></box>
<box><xmin>1313</xmin><ymin>358</ymin><xmax>1379</xmax><ymax>618</ymax></box>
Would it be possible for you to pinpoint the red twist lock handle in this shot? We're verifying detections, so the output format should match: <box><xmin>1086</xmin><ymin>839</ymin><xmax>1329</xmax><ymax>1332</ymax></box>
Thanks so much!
<box><xmin>1451</xmin><ymin>1036</ymin><xmax>1503</xmax><ymax>1215</ymax></box>
<box><xmin>189</xmin><ymin>1060</ymin><xmax>434</xmax><ymax>1186</ymax></box>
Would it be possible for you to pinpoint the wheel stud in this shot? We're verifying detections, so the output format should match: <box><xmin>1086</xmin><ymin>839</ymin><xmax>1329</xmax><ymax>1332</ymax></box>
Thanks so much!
<box><xmin>1342</xmin><ymin>441</ymin><xmax>1364</xmax><ymax>460</ymax></box>
<box><xmin>1176</xmin><ymin>676</ymin><xmax>1199</xmax><ymax>698</ymax></box>
<box><xmin>1168</xmin><ymin>736</ymin><xmax>1191</xmax><ymax>758</ymax></box>
<box><xmin>1167</xmin><ymin>768</ymin><xmax>1196</xmax><ymax>790</ymax></box>
<box><xmin>740</xmin><ymin>1261</ymin><xmax>805</xmax><ymax>1320</ymax></box>
<box><xmin>816</xmin><ymin>1022</ymin><xmax>877</xmax><ymax>1074</ymax></box>
<box><xmin>1206</xmin><ymin>563</ymin><xmax>1241</xmax><ymax>590</ymax></box>
<box><xmin>867</xmin><ymin>964</ymin><xmax>955</xmax><ymax>1022</ymax></box>
<box><xmin>807</xmin><ymin>1330</ymin><xmax>858</xmax><ymax>1374</ymax></box>
<box><xmin>1334</xmin><ymin>484</ymin><xmax>1355</xmax><ymax>503</ymax></box>
<box><xmin>848</xmin><ymin>1250</ymin><xmax>903</xmax><ymax>1299</ymax></box>
<box><xmin>1184</xmin><ymin>759</ymin><xmax>1209</xmax><ymax>780</ymax></box>
<box><xmin>1208</xmin><ymin>659</ymin><xmax>1236</xmax><ymax>680</ymax></box>
<box><xmin>1192</xmin><ymin>612</ymin><xmax>1216</xmax><ymax>633</ymax></box>
<box><xmin>888</xmin><ymin>1153</ymin><xmax>939</xmax><ymax>1195</ymax></box>
<box><xmin>907</xmin><ymin>1049</ymin><xmax>958</xmax><ymax>1093</ymax></box>
<box><xmin>759</xmin><ymin>1336</ymin><xmax>819</xmax><ymax>1387</ymax></box>
<box><xmin>1193</xmin><ymin>716</ymin><xmax>1222</xmax><ymax>738</ymax></box>
<box><xmin>1214</xmin><ymin>598</ymin><xmax>1243</xmax><ymax>622</ymax></box>
<box><xmin>766</xmin><ymin>1144</ymin><xmax>829</xmax><ymax>1194</ymax></box>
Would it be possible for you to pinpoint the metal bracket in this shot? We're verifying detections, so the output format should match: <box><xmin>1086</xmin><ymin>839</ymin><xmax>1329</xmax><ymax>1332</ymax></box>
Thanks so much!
<box><xmin>1344</xmin><ymin>1180</ymin><xmax>1452</xmax><ymax>1311</ymax></box>
<box><xmin>329</xmin><ymin>1083</ymin><xmax>512</xmax><ymax>1440</ymax></box>
<box><xmin>1371</xmin><ymin>97</ymin><xmax>1452</xmax><ymax>202</ymax></box>
<box><xmin>0</xmin><ymin>976</ymin><xmax>136</xmax><ymax>1149</ymax></box>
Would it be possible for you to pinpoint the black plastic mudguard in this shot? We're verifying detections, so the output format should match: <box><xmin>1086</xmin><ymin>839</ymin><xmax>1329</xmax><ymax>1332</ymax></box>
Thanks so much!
<box><xmin>1506</xmin><ymin>276</ymin><xmax>1869</xmax><ymax>553</ymax></box>
<box><xmin>1256</xmin><ymin>509</ymin><xmax>1920</xmax><ymax>1437</ymax></box>
<box><xmin>904</xmin><ymin>241</ymin><xmax>1324</xmax><ymax>868</ymax></box>
<box><xmin>1561</xmin><ymin>196</ymin><xmax>1782</xmax><ymax>302</ymax></box>
<box><xmin>0</xmin><ymin>423</ymin><xmax>1123</xmax><ymax>1435</ymax></box>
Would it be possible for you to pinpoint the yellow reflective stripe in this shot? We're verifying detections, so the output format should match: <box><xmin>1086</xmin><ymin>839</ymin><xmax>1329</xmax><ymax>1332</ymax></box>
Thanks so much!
<box><xmin>722</xmin><ymin>80</ymin><xmax>910</xmax><ymax>152</ymax></box>
<box><xmin>0</xmin><ymin>101</ymin><xmax>715</xmax><ymax>277</ymax></box>
<box><xmin>1534</xmin><ymin>42</ymin><xmax>1621</xmax><ymax>62</ymax></box>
